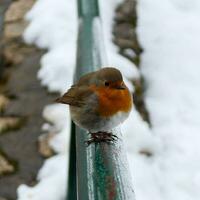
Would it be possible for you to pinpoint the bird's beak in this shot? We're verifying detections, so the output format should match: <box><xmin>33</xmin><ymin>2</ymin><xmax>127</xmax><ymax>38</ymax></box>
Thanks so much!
<box><xmin>116</xmin><ymin>85</ymin><xmax>126</xmax><ymax>90</ymax></box>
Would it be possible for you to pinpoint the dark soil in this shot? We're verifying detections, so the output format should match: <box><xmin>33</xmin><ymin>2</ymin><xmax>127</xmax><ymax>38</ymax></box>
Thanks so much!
<box><xmin>0</xmin><ymin>47</ymin><xmax>58</xmax><ymax>200</ymax></box>
<box><xmin>0</xmin><ymin>0</ymin><xmax>12</xmax><ymax>77</ymax></box>
<box><xmin>113</xmin><ymin>0</ymin><xmax>150</xmax><ymax>123</ymax></box>
<box><xmin>0</xmin><ymin>2</ymin><xmax>57</xmax><ymax>199</ymax></box>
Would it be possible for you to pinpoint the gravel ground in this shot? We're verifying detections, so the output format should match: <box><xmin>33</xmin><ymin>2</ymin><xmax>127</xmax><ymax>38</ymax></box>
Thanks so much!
<box><xmin>0</xmin><ymin>1</ymin><xmax>57</xmax><ymax>199</ymax></box>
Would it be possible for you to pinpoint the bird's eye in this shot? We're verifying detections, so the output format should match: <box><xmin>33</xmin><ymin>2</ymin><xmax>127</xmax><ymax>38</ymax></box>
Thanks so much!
<box><xmin>105</xmin><ymin>81</ymin><xmax>109</xmax><ymax>86</ymax></box>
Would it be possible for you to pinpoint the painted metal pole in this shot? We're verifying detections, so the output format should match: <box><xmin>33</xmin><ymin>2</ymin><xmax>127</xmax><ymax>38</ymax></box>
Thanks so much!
<box><xmin>67</xmin><ymin>0</ymin><xmax>135</xmax><ymax>199</ymax></box>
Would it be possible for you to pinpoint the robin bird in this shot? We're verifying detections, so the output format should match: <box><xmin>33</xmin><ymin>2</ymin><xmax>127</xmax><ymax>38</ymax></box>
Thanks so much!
<box><xmin>56</xmin><ymin>67</ymin><xmax>132</xmax><ymax>144</ymax></box>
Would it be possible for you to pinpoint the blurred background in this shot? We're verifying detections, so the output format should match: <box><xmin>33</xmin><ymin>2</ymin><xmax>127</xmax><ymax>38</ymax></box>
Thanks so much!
<box><xmin>0</xmin><ymin>0</ymin><xmax>200</xmax><ymax>199</ymax></box>
<box><xmin>0</xmin><ymin>0</ymin><xmax>59</xmax><ymax>199</ymax></box>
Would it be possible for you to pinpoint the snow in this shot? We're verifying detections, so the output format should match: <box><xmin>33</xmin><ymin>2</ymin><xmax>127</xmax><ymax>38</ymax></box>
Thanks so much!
<box><xmin>23</xmin><ymin>0</ymin><xmax>77</xmax><ymax>93</ymax></box>
<box><xmin>17</xmin><ymin>0</ymin><xmax>200</xmax><ymax>199</ymax></box>
<box><xmin>18</xmin><ymin>155</ymin><xmax>67</xmax><ymax>200</ymax></box>
<box><xmin>137</xmin><ymin>0</ymin><xmax>200</xmax><ymax>199</ymax></box>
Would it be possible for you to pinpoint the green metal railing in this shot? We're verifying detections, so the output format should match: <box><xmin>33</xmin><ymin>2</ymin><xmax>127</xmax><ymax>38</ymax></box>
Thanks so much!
<box><xmin>67</xmin><ymin>0</ymin><xmax>135</xmax><ymax>199</ymax></box>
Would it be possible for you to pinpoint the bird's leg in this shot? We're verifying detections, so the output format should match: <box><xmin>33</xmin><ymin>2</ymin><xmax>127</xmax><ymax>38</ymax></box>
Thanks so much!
<box><xmin>85</xmin><ymin>131</ymin><xmax>118</xmax><ymax>145</ymax></box>
<box><xmin>96</xmin><ymin>131</ymin><xmax>119</xmax><ymax>141</ymax></box>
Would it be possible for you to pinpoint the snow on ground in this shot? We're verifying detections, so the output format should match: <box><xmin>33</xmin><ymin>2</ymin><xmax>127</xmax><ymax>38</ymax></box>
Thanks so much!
<box><xmin>17</xmin><ymin>0</ymin><xmax>200</xmax><ymax>199</ymax></box>
<box><xmin>137</xmin><ymin>0</ymin><xmax>200</xmax><ymax>199</ymax></box>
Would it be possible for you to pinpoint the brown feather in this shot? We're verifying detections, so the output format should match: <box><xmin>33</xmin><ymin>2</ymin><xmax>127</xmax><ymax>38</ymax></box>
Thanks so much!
<box><xmin>55</xmin><ymin>85</ymin><xmax>93</xmax><ymax>107</ymax></box>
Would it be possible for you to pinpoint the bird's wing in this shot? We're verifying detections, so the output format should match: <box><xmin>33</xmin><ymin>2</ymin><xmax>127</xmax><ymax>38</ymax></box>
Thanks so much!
<box><xmin>55</xmin><ymin>85</ymin><xmax>93</xmax><ymax>107</ymax></box>
<box><xmin>76</xmin><ymin>71</ymin><xmax>96</xmax><ymax>86</ymax></box>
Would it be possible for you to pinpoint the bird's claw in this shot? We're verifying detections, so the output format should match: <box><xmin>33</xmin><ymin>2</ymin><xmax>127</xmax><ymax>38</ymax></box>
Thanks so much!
<box><xmin>85</xmin><ymin>132</ymin><xmax>118</xmax><ymax>146</ymax></box>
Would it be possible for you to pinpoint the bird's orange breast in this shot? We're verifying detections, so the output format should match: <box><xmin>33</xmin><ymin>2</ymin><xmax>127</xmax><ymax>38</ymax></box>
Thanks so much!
<box><xmin>90</xmin><ymin>85</ymin><xmax>132</xmax><ymax>117</ymax></box>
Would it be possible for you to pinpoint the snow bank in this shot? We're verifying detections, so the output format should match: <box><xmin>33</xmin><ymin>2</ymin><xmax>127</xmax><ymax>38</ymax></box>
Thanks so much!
<box><xmin>137</xmin><ymin>0</ymin><xmax>200</xmax><ymax>199</ymax></box>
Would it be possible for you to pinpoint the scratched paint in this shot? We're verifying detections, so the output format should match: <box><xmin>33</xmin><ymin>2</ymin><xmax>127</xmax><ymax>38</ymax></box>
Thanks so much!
<box><xmin>87</xmin><ymin>132</ymin><xmax>135</xmax><ymax>200</ymax></box>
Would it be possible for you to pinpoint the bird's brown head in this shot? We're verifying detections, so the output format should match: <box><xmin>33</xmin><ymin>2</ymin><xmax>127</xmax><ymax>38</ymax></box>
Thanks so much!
<box><xmin>93</xmin><ymin>67</ymin><xmax>126</xmax><ymax>90</ymax></box>
<box><xmin>89</xmin><ymin>67</ymin><xmax>132</xmax><ymax>117</ymax></box>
